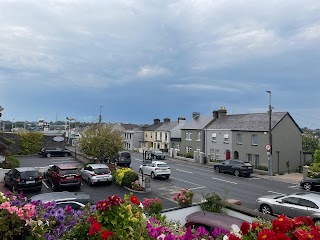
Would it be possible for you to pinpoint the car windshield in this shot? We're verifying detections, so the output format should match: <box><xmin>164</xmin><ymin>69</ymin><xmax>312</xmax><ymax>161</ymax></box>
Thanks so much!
<box><xmin>157</xmin><ymin>164</ymin><xmax>168</xmax><ymax>167</ymax></box>
<box><xmin>120</xmin><ymin>152</ymin><xmax>131</xmax><ymax>158</ymax></box>
<box><xmin>155</xmin><ymin>151</ymin><xmax>163</xmax><ymax>154</ymax></box>
<box><xmin>20</xmin><ymin>171</ymin><xmax>39</xmax><ymax>178</ymax></box>
<box><xmin>60</xmin><ymin>169</ymin><xmax>78</xmax><ymax>175</ymax></box>
<box><xmin>93</xmin><ymin>168</ymin><xmax>110</xmax><ymax>174</ymax></box>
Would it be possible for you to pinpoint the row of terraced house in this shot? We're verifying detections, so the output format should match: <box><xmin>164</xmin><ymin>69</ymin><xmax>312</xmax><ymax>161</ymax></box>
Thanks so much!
<box><xmin>111</xmin><ymin>107</ymin><xmax>304</xmax><ymax>174</ymax></box>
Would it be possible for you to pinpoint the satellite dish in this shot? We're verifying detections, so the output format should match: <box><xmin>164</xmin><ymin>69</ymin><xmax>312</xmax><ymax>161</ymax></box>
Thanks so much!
<box><xmin>53</xmin><ymin>136</ymin><xmax>64</xmax><ymax>142</ymax></box>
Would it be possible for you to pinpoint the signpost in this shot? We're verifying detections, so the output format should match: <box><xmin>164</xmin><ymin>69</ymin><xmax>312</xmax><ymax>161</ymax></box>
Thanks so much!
<box><xmin>266</xmin><ymin>144</ymin><xmax>272</xmax><ymax>175</ymax></box>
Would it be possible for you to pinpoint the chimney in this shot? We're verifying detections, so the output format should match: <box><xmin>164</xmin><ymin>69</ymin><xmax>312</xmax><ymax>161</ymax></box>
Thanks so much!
<box><xmin>212</xmin><ymin>110</ymin><xmax>218</xmax><ymax>119</ymax></box>
<box><xmin>178</xmin><ymin>117</ymin><xmax>186</xmax><ymax>123</ymax></box>
<box><xmin>153</xmin><ymin>119</ymin><xmax>160</xmax><ymax>124</ymax></box>
<box><xmin>192</xmin><ymin>112</ymin><xmax>200</xmax><ymax>119</ymax></box>
<box><xmin>164</xmin><ymin>118</ymin><xmax>170</xmax><ymax>123</ymax></box>
<box><xmin>217</xmin><ymin>107</ymin><xmax>227</xmax><ymax>118</ymax></box>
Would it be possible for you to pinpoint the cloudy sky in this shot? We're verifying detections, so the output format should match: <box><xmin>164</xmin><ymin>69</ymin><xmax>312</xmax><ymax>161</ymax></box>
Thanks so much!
<box><xmin>0</xmin><ymin>0</ymin><xmax>320</xmax><ymax>129</ymax></box>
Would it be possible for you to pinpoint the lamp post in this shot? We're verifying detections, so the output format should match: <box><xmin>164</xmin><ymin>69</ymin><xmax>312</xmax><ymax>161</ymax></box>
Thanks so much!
<box><xmin>99</xmin><ymin>106</ymin><xmax>103</xmax><ymax>124</ymax></box>
<box><xmin>266</xmin><ymin>91</ymin><xmax>273</xmax><ymax>176</ymax></box>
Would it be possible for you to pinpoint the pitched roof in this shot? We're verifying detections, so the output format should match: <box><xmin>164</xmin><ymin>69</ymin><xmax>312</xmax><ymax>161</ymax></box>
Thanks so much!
<box><xmin>120</xmin><ymin>123</ymin><xmax>139</xmax><ymax>130</ymax></box>
<box><xmin>206</xmin><ymin>112</ymin><xmax>299</xmax><ymax>132</ymax></box>
<box><xmin>145</xmin><ymin>122</ymin><xmax>163</xmax><ymax>131</ymax></box>
<box><xmin>181</xmin><ymin>116</ymin><xmax>214</xmax><ymax>130</ymax></box>
<box><xmin>156</xmin><ymin>121</ymin><xmax>179</xmax><ymax>131</ymax></box>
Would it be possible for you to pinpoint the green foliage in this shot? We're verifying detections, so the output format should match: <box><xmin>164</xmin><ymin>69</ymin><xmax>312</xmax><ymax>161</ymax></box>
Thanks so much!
<box><xmin>113</xmin><ymin>167</ymin><xmax>132</xmax><ymax>186</ymax></box>
<box><xmin>122</xmin><ymin>171</ymin><xmax>139</xmax><ymax>188</ymax></box>
<box><xmin>17</xmin><ymin>132</ymin><xmax>43</xmax><ymax>155</ymax></box>
<box><xmin>143</xmin><ymin>197</ymin><xmax>163</xmax><ymax>216</ymax></box>
<box><xmin>255</xmin><ymin>165</ymin><xmax>268</xmax><ymax>171</ymax></box>
<box><xmin>0</xmin><ymin>155</ymin><xmax>20</xmax><ymax>168</ymax></box>
<box><xmin>79</xmin><ymin>124</ymin><xmax>124</xmax><ymax>162</ymax></box>
<box><xmin>185</xmin><ymin>152</ymin><xmax>193</xmax><ymax>159</ymax></box>
<box><xmin>314</xmin><ymin>148</ymin><xmax>320</xmax><ymax>164</ymax></box>
<box><xmin>61</xmin><ymin>220</ymin><xmax>90</xmax><ymax>240</ymax></box>
<box><xmin>302</xmin><ymin>130</ymin><xmax>319</xmax><ymax>152</ymax></box>
<box><xmin>4</xmin><ymin>138</ymin><xmax>15</xmax><ymax>145</ymax></box>
<box><xmin>200</xmin><ymin>192</ymin><xmax>224</xmax><ymax>213</ymax></box>
<box><xmin>310</xmin><ymin>162</ymin><xmax>320</xmax><ymax>173</ymax></box>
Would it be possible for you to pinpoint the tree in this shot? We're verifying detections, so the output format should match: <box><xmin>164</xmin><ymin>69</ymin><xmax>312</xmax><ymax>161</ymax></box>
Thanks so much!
<box><xmin>79</xmin><ymin>124</ymin><xmax>124</xmax><ymax>162</ymax></box>
<box><xmin>302</xmin><ymin>131</ymin><xmax>319</xmax><ymax>152</ymax></box>
<box><xmin>314</xmin><ymin>147</ymin><xmax>320</xmax><ymax>164</ymax></box>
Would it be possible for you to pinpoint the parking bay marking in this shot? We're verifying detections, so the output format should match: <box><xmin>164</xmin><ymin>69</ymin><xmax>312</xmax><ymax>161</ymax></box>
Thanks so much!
<box><xmin>268</xmin><ymin>190</ymin><xmax>283</xmax><ymax>195</ymax></box>
<box><xmin>42</xmin><ymin>180</ymin><xmax>49</xmax><ymax>189</ymax></box>
<box><xmin>170</xmin><ymin>176</ymin><xmax>203</xmax><ymax>187</ymax></box>
<box><xmin>212</xmin><ymin>177</ymin><xmax>238</xmax><ymax>185</ymax></box>
<box><xmin>175</xmin><ymin>169</ymin><xmax>193</xmax><ymax>174</ymax></box>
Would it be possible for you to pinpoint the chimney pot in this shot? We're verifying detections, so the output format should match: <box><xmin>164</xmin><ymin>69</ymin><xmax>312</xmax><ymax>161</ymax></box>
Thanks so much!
<box><xmin>164</xmin><ymin>118</ymin><xmax>170</xmax><ymax>123</ymax></box>
<box><xmin>192</xmin><ymin>112</ymin><xmax>200</xmax><ymax>118</ymax></box>
<box><xmin>153</xmin><ymin>119</ymin><xmax>160</xmax><ymax>124</ymax></box>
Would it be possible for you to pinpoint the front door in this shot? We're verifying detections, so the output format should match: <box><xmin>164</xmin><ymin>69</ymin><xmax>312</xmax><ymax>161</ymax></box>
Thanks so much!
<box><xmin>226</xmin><ymin>150</ymin><xmax>231</xmax><ymax>160</ymax></box>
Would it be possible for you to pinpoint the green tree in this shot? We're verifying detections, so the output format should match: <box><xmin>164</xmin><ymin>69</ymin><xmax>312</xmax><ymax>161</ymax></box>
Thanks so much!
<box><xmin>18</xmin><ymin>132</ymin><xmax>43</xmax><ymax>155</ymax></box>
<box><xmin>79</xmin><ymin>124</ymin><xmax>123</xmax><ymax>162</ymax></box>
<box><xmin>314</xmin><ymin>147</ymin><xmax>320</xmax><ymax>164</ymax></box>
<box><xmin>302</xmin><ymin>130</ymin><xmax>319</xmax><ymax>152</ymax></box>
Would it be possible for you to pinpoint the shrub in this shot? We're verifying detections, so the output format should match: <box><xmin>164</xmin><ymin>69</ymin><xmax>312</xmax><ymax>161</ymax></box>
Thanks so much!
<box><xmin>113</xmin><ymin>167</ymin><xmax>132</xmax><ymax>185</ymax></box>
<box><xmin>0</xmin><ymin>155</ymin><xmax>20</xmax><ymax>169</ymax></box>
<box><xmin>255</xmin><ymin>165</ymin><xmax>268</xmax><ymax>171</ymax></box>
<box><xmin>185</xmin><ymin>152</ymin><xmax>193</xmax><ymax>159</ymax></box>
<box><xmin>122</xmin><ymin>171</ymin><xmax>138</xmax><ymax>188</ymax></box>
<box><xmin>173</xmin><ymin>188</ymin><xmax>194</xmax><ymax>207</ymax></box>
<box><xmin>18</xmin><ymin>132</ymin><xmax>43</xmax><ymax>155</ymax></box>
<box><xmin>132</xmin><ymin>180</ymin><xmax>145</xmax><ymax>191</ymax></box>
<box><xmin>143</xmin><ymin>197</ymin><xmax>163</xmax><ymax>216</ymax></box>
<box><xmin>200</xmin><ymin>192</ymin><xmax>224</xmax><ymax>213</ymax></box>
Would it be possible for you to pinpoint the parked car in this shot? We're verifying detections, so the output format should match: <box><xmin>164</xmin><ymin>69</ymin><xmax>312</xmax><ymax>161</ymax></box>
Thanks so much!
<box><xmin>4</xmin><ymin>167</ymin><xmax>42</xmax><ymax>192</ymax></box>
<box><xmin>109</xmin><ymin>151</ymin><xmax>131</xmax><ymax>167</ymax></box>
<box><xmin>256</xmin><ymin>192</ymin><xmax>320</xmax><ymax>224</ymax></box>
<box><xmin>139</xmin><ymin>161</ymin><xmax>170</xmax><ymax>179</ymax></box>
<box><xmin>45</xmin><ymin>164</ymin><xmax>81</xmax><ymax>191</ymax></box>
<box><xmin>151</xmin><ymin>150</ymin><xmax>166</xmax><ymax>160</ymax></box>
<box><xmin>80</xmin><ymin>164</ymin><xmax>112</xmax><ymax>186</ymax></box>
<box><xmin>30</xmin><ymin>192</ymin><xmax>94</xmax><ymax>210</ymax></box>
<box><xmin>213</xmin><ymin>160</ymin><xmax>253</xmax><ymax>177</ymax></box>
<box><xmin>38</xmin><ymin>147</ymin><xmax>71</xmax><ymax>157</ymax></box>
<box><xmin>300</xmin><ymin>178</ymin><xmax>320</xmax><ymax>191</ymax></box>
<box><xmin>185</xmin><ymin>211</ymin><xmax>245</xmax><ymax>236</ymax></box>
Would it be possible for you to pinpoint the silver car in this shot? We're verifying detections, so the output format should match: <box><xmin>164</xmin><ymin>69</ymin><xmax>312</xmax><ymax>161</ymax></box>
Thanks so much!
<box><xmin>256</xmin><ymin>192</ymin><xmax>320</xmax><ymax>224</ymax></box>
<box><xmin>139</xmin><ymin>161</ymin><xmax>171</xmax><ymax>179</ymax></box>
<box><xmin>80</xmin><ymin>164</ymin><xmax>112</xmax><ymax>186</ymax></box>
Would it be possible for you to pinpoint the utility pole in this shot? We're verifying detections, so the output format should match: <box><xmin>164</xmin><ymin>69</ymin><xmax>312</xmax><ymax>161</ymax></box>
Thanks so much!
<box><xmin>99</xmin><ymin>106</ymin><xmax>103</xmax><ymax>124</ymax></box>
<box><xmin>266</xmin><ymin>91</ymin><xmax>273</xmax><ymax>176</ymax></box>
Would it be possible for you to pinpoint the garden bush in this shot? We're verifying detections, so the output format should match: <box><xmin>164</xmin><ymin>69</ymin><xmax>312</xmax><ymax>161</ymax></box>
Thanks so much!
<box><xmin>0</xmin><ymin>155</ymin><xmax>20</xmax><ymax>168</ymax></box>
<box><xmin>18</xmin><ymin>132</ymin><xmax>43</xmax><ymax>155</ymax></box>
<box><xmin>122</xmin><ymin>170</ymin><xmax>139</xmax><ymax>188</ymax></box>
<box><xmin>200</xmin><ymin>192</ymin><xmax>224</xmax><ymax>213</ymax></box>
<box><xmin>113</xmin><ymin>167</ymin><xmax>133</xmax><ymax>186</ymax></box>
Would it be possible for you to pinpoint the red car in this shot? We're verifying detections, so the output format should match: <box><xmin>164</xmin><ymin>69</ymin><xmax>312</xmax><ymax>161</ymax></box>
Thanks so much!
<box><xmin>45</xmin><ymin>164</ymin><xmax>81</xmax><ymax>191</ymax></box>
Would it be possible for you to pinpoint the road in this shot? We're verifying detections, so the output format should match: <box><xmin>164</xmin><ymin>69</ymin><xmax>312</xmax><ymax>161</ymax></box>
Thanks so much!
<box><xmin>17</xmin><ymin>153</ymin><xmax>307</xmax><ymax>211</ymax></box>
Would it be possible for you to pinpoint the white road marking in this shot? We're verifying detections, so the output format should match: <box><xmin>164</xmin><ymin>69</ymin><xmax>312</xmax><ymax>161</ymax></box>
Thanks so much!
<box><xmin>212</xmin><ymin>177</ymin><xmax>238</xmax><ymax>185</ymax></box>
<box><xmin>189</xmin><ymin>186</ymin><xmax>206</xmax><ymax>190</ymax></box>
<box><xmin>52</xmin><ymin>160</ymin><xmax>81</xmax><ymax>164</ymax></box>
<box><xmin>175</xmin><ymin>169</ymin><xmax>193</xmax><ymax>174</ymax></box>
<box><xmin>135</xmin><ymin>159</ymin><xmax>143</xmax><ymax>162</ymax></box>
<box><xmin>288</xmin><ymin>185</ymin><xmax>300</xmax><ymax>189</ymax></box>
<box><xmin>174</xmin><ymin>164</ymin><xmax>214</xmax><ymax>172</ymax></box>
<box><xmin>170</xmin><ymin>177</ymin><xmax>203</xmax><ymax>186</ymax></box>
<box><xmin>248</xmin><ymin>177</ymin><xmax>261</xmax><ymax>180</ymax></box>
<box><xmin>268</xmin><ymin>190</ymin><xmax>283</xmax><ymax>195</ymax></box>
<box><xmin>42</xmin><ymin>180</ymin><xmax>49</xmax><ymax>189</ymax></box>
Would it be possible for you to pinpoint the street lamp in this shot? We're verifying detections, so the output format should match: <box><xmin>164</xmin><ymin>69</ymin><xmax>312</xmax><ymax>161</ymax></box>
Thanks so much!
<box><xmin>99</xmin><ymin>106</ymin><xmax>103</xmax><ymax>124</ymax></box>
<box><xmin>266</xmin><ymin>91</ymin><xmax>273</xmax><ymax>176</ymax></box>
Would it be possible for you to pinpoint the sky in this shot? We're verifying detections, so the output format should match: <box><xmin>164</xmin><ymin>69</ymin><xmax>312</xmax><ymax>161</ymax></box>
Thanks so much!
<box><xmin>0</xmin><ymin>0</ymin><xmax>320</xmax><ymax>129</ymax></box>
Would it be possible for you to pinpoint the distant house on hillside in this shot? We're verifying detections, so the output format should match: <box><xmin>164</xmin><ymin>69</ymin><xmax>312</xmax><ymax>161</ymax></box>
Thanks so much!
<box><xmin>111</xmin><ymin>123</ymin><xmax>144</xmax><ymax>151</ymax></box>
<box><xmin>205</xmin><ymin>110</ymin><xmax>303</xmax><ymax>174</ymax></box>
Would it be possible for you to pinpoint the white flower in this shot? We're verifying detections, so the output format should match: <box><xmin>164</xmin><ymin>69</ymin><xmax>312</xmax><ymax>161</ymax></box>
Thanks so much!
<box><xmin>231</xmin><ymin>224</ymin><xmax>240</xmax><ymax>233</ymax></box>
<box><xmin>157</xmin><ymin>234</ymin><xmax>165</xmax><ymax>239</ymax></box>
<box><xmin>223</xmin><ymin>235</ymin><xmax>229</xmax><ymax>240</ymax></box>
<box><xmin>38</xmin><ymin>220</ymin><xmax>43</xmax><ymax>226</ymax></box>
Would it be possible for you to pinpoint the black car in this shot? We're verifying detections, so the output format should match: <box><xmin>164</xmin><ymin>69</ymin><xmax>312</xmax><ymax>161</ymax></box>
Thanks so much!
<box><xmin>38</xmin><ymin>147</ymin><xmax>71</xmax><ymax>157</ymax></box>
<box><xmin>300</xmin><ymin>178</ymin><xmax>320</xmax><ymax>191</ymax></box>
<box><xmin>109</xmin><ymin>151</ymin><xmax>131</xmax><ymax>167</ymax></box>
<box><xmin>30</xmin><ymin>192</ymin><xmax>94</xmax><ymax>210</ymax></box>
<box><xmin>4</xmin><ymin>167</ymin><xmax>42</xmax><ymax>192</ymax></box>
<box><xmin>213</xmin><ymin>160</ymin><xmax>253</xmax><ymax>177</ymax></box>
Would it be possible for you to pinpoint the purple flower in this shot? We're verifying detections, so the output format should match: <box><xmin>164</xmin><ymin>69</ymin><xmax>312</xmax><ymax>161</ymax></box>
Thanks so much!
<box><xmin>56</xmin><ymin>207</ymin><xmax>64</xmax><ymax>216</ymax></box>
<box><xmin>195</xmin><ymin>226</ymin><xmax>209</xmax><ymax>236</ymax></box>
<box><xmin>43</xmin><ymin>213</ymin><xmax>50</xmax><ymax>220</ymax></box>
<box><xmin>90</xmin><ymin>205</ymin><xmax>96</xmax><ymax>212</ymax></box>
<box><xmin>49</xmin><ymin>208</ymin><xmax>57</xmax><ymax>216</ymax></box>
<box><xmin>57</xmin><ymin>224</ymin><xmax>65</xmax><ymax>235</ymax></box>
<box><xmin>56</xmin><ymin>214</ymin><xmax>65</xmax><ymax>222</ymax></box>
<box><xmin>45</xmin><ymin>233</ymin><xmax>56</xmax><ymax>240</ymax></box>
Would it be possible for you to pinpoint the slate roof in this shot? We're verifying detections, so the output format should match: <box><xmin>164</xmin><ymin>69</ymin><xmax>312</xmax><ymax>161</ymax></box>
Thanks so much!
<box><xmin>181</xmin><ymin>116</ymin><xmax>214</xmax><ymax>130</ymax></box>
<box><xmin>156</xmin><ymin>121</ymin><xmax>179</xmax><ymax>131</ymax></box>
<box><xmin>145</xmin><ymin>122</ymin><xmax>163</xmax><ymax>131</ymax></box>
<box><xmin>120</xmin><ymin>123</ymin><xmax>139</xmax><ymax>130</ymax></box>
<box><xmin>206</xmin><ymin>112</ymin><xmax>301</xmax><ymax>132</ymax></box>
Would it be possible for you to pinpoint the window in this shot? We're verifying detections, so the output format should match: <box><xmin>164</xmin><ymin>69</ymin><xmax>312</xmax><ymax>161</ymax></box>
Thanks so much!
<box><xmin>247</xmin><ymin>154</ymin><xmax>252</xmax><ymax>164</ymax></box>
<box><xmin>197</xmin><ymin>132</ymin><xmax>201</xmax><ymax>141</ymax></box>
<box><xmin>300</xmin><ymin>199</ymin><xmax>318</xmax><ymax>209</ymax></box>
<box><xmin>185</xmin><ymin>132</ymin><xmax>192</xmax><ymax>140</ymax></box>
<box><xmin>196</xmin><ymin>146</ymin><xmax>201</xmax><ymax>152</ymax></box>
<box><xmin>237</xmin><ymin>134</ymin><xmax>242</xmax><ymax>144</ymax></box>
<box><xmin>155</xmin><ymin>132</ymin><xmax>158</xmax><ymax>140</ymax></box>
<box><xmin>215</xmin><ymin>150</ymin><xmax>220</xmax><ymax>159</ymax></box>
<box><xmin>282</xmin><ymin>197</ymin><xmax>300</xmax><ymax>205</ymax></box>
<box><xmin>186</xmin><ymin>146</ymin><xmax>192</xmax><ymax>153</ymax></box>
<box><xmin>151</xmin><ymin>132</ymin><xmax>153</xmax><ymax>139</ymax></box>
<box><xmin>165</xmin><ymin>133</ymin><xmax>168</xmax><ymax>141</ymax></box>
<box><xmin>145</xmin><ymin>133</ymin><xmax>147</xmax><ymax>138</ymax></box>
<box><xmin>212</xmin><ymin>133</ymin><xmax>217</xmax><ymax>142</ymax></box>
<box><xmin>252</xmin><ymin>134</ymin><xmax>258</xmax><ymax>145</ymax></box>
<box><xmin>210</xmin><ymin>148</ymin><xmax>215</xmax><ymax>160</ymax></box>
<box><xmin>223</xmin><ymin>134</ymin><xmax>229</xmax><ymax>143</ymax></box>
<box><xmin>254</xmin><ymin>155</ymin><xmax>259</xmax><ymax>166</ymax></box>
<box><xmin>176</xmin><ymin>144</ymin><xmax>180</xmax><ymax>150</ymax></box>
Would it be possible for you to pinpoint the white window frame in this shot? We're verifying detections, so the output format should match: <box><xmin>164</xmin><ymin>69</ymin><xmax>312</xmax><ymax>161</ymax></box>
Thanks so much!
<box><xmin>186</xmin><ymin>146</ymin><xmax>192</xmax><ymax>153</ymax></box>
<box><xmin>196</xmin><ymin>132</ymin><xmax>201</xmax><ymax>141</ymax></box>
<box><xmin>155</xmin><ymin>132</ymin><xmax>158</xmax><ymax>140</ymax></box>
<box><xmin>212</xmin><ymin>133</ymin><xmax>217</xmax><ymax>142</ymax></box>
<box><xmin>237</xmin><ymin>133</ymin><xmax>242</xmax><ymax>145</ymax></box>
<box><xmin>254</xmin><ymin>154</ymin><xmax>259</xmax><ymax>166</ymax></box>
<box><xmin>196</xmin><ymin>146</ymin><xmax>201</xmax><ymax>152</ymax></box>
<box><xmin>151</xmin><ymin>132</ymin><xmax>153</xmax><ymax>139</ymax></box>
<box><xmin>247</xmin><ymin>154</ymin><xmax>252</xmax><ymax>164</ymax></box>
<box><xmin>252</xmin><ymin>134</ymin><xmax>258</xmax><ymax>146</ymax></box>
<box><xmin>185</xmin><ymin>132</ymin><xmax>192</xmax><ymax>140</ymax></box>
<box><xmin>223</xmin><ymin>134</ymin><xmax>229</xmax><ymax>143</ymax></box>
<box><xmin>215</xmin><ymin>149</ymin><xmax>220</xmax><ymax>159</ymax></box>
<box><xmin>176</xmin><ymin>144</ymin><xmax>180</xmax><ymax>150</ymax></box>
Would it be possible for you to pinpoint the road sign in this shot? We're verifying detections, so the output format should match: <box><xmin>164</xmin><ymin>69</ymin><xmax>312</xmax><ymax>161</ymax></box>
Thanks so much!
<box><xmin>265</xmin><ymin>144</ymin><xmax>271</xmax><ymax>151</ymax></box>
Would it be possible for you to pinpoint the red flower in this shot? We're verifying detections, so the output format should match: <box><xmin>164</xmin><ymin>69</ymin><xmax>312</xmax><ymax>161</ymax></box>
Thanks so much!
<box><xmin>228</xmin><ymin>234</ymin><xmax>241</xmax><ymax>240</ymax></box>
<box><xmin>251</xmin><ymin>221</ymin><xmax>262</xmax><ymax>231</ymax></box>
<box><xmin>101</xmin><ymin>229</ymin><xmax>113</xmax><ymax>240</ymax></box>
<box><xmin>257</xmin><ymin>229</ymin><xmax>274</xmax><ymax>240</ymax></box>
<box><xmin>272</xmin><ymin>233</ymin><xmax>291</xmax><ymax>240</ymax></box>
<box><xmin>88</xmin><ymin>221</ymin><xmax>102</xmax><ymax>236</ymax></box>
<box><xmin>272</xmin><ymin>219</ymin><xmax>288</xmax><ymax>233</ymax></box>
<box><xmin>293</xmin><ymin>228</ymin><xmax>315</xmax><ymax>240</ymax></box>
<box><xmin>130</xmin><ymin>195</ymin><xmax>140</xmax><ymax>205</ymax></box>
<box><xmin>240</xmin><ymin>221</ymin><xmax>251</xmax><ymax>235</ymax></box>
<box><xmin>109</xmin><ymin>195</ymin><xmax>123</xmax><ymax>206</ymax></box>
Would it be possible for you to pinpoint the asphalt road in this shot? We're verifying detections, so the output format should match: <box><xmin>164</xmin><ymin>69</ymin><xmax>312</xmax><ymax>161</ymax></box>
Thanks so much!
<box><xmin>17</xmin><ymin>153</ymin><xmax>307</xmax><ymax>211</ymax></box>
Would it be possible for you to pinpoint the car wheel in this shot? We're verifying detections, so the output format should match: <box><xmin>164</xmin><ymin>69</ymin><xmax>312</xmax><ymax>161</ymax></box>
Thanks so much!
<box><xmin>165</xmin><ymin>175</ymin><xmax>169</xmax><ymax>179</ymax></box>
<box><xmin>88</xmin><ymin>178</ymin><xmax>93</xmax><ymax>186</ymax></box>
<box><xmin>46</xmin><ymin>153</ymin><xmax>51</xmax><ymax>158</ymax></box>
<box><xmin>51</xmin><ymin>183</ymin><xmax>58</xmax><ymax>191</ymax></box>
<box><xmin>260</xmin><ymin>204</ymin><xmax>273</xmax><ymax>215</ymax></box>
<box><xmin>151</xmin><ymin>172</ymin><xmax>156</xmax><ymax>179</ymax></box>
<box><xmin>313</xmin><ymin>218</ymin><xmax>320</xmax><ymax>225</ymax></box>
<box><xmin>36</xmin><ymin>187</ymin><xmax>42</xmax><ymax>192</ymax></box>
<box><xmin>64</xmin><ymin>153</ymin><xmax>68</xmax><ymax>157</ymax></box>
<box><xmin>76</xmin><ymin>183</ymin><xmax>81</xmax><ymax>190</ymax></box>
<box><xmin>12</xmin><ymin>184</ymin><xmax>18</xmax><ymax>192</ymax></box>
<box><xmin>234</xmin><ymin>169</ymin><xmax>240</xmax><ymax>177</ymax></box>
<box><xmin>214</xmin><ymin>166</ymin><xmax>220</xmax><ymax>173</ymax></box>
<box><xmin>303</xmin><ymin>182</ymin><xmax>312</xmax><ymax>191</ymax></box>
<box><xmin>139</xmin><ymin>169</ymin><xmax>143</xmax><ymax>174</ymax></box>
